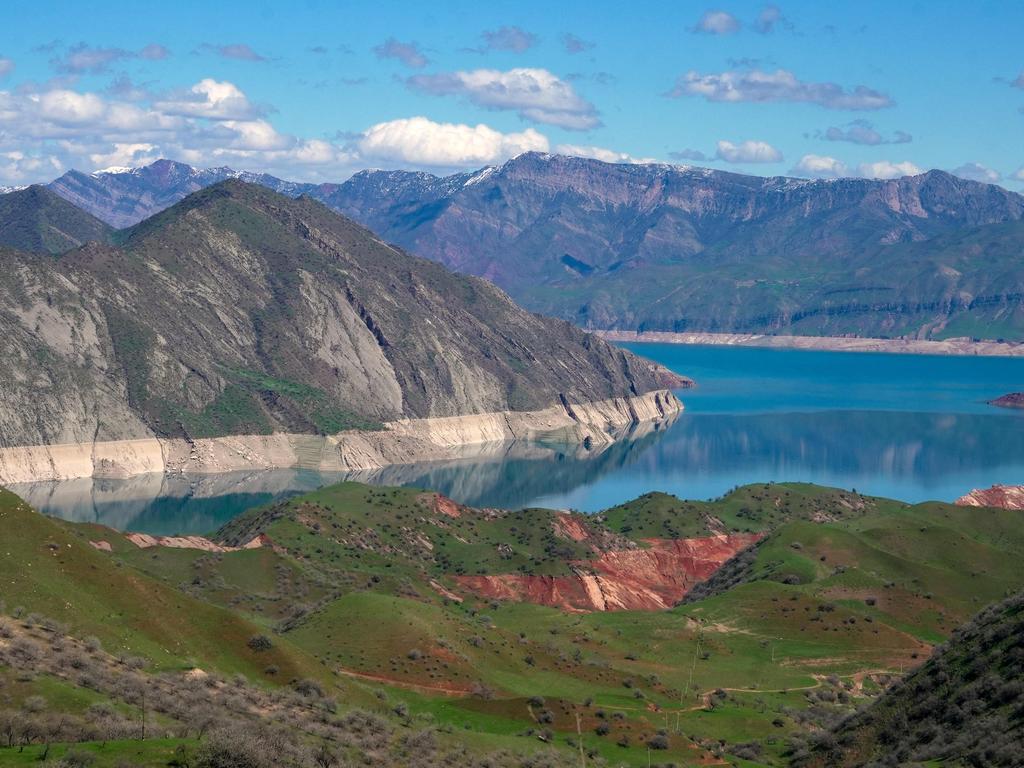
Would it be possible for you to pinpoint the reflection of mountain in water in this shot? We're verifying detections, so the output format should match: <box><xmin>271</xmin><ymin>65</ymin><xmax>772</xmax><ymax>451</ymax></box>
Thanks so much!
<box><xmin>7</xmin><ymin>426</ymin><xmax>671</xmax><ymax>535</ymax></box>
<box><xmin>8</xmin><ymin>409</ymin><xmax>1024</xmax><ymax>534</ymax></box>
<box><xmin>648</xmin><ymin>411</ymin><xmax>1024</xmax><ymax>478</ymax></box>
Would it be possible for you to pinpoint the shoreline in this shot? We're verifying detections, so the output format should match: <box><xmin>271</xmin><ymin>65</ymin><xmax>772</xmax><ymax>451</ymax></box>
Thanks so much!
<box><xmin>0</xmin><ymin>390</ymin><xmax>682</xmax><ymax>485</ymax></box>
<box><xmin>598</xmin><ymin>330</ymin><xmax>1024</xmax><ymax>357</ymax></box>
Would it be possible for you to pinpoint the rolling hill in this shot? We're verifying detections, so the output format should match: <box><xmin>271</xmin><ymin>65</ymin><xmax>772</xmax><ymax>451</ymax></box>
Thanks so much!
<box><xmin>3</xmin><ymin>480</ymin><xmax>1024</xmax><ymax>765</ymax></box>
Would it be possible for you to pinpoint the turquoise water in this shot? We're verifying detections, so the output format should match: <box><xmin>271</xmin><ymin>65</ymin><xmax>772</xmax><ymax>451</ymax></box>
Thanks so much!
<box><xmin>12</xmin><ymin>344</ymin><xmax>1024</xmax><ymax>534</ymax></box>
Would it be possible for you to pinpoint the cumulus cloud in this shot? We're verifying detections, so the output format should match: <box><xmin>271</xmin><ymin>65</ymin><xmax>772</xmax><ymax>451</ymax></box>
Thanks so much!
<box><xmin>715</xmin><ymin>139</ymin><xmax>782</xmax><ymax>163</ymax></box>
<box><xmin>197</xmin><ymin>43</ymin><xmax>268</xmax><ymax>62</ymax></box>
<box><xmin>0</xmin><ymin>77</ymin><xmax>367</xmax><ymax>184</ymax></box>
<box><xmin>821</xmin><ymin>119</ymin><xmax>911</xmax><ymax>145</ymax></box>
<box><xmin>857</xmin><ymin>160</ymin><xmax>922</xmax><ymax>179</ymax></box>
<box><xmin>790</xmin><ymin>153</ymin><xmax>848</xmax><ymax>178</ymax></box>
<box><xmin>562</xmin><ymin>33</ymin><xmax>594</xmax><ymax>54</ymax></box>
<box><xmin>950</xmin><ymin>162</ymin><xmax>1000</xmax><ymax>183</ymax></box>
<box><xmin>373</xmin><ymin>38</ymin><xmax>428</xmax><ymax>68</ymax></box>
<box><xmin>1012</xmin><ymin>167</ymin><xmax>1024</xmax><ymax>181</ymax></box>
<box><xmin>407</xmin><ymin>67</ymin><xmax>600</xmax><ymax>130</ymax></box>
<box><xmin>667</xmin><ymin>68</ymin><xmax>894</xmax><ymax>110</ymax></box>
<box><xmin>357</xmin><ymin>116</ymin><xmax>547</xmax><ymax>167</ymax></box>
<box><xmin>754</xmin><ymin>5</ymin><xmax>789</xmax><ymax>33</ymax></box>
<box><xmin>694</xmin><ymin>10</ymin><xmax>741</xmax><ymax>35</ymax></box>
<box><xmin>670</xmin><ymin>148</ymin><xmax>708</xmax><ymax>162</ymax></box>
<box><xmin>554</xmin><ymin>144</ymin><xmax>658</xmax><ymax>164</ymax></box>
<box><xmin>139</xmin><ymin>44</ymin><xmax>171</xmax><ymax>60</ymax></box>
<box><xmin>153</xmin><ymin>79</ymin><xmax>261</xmax><ymax>120</ymax></box>
<box><xmin>0</xmin><ymin>57</ymin><xmax>14</xmax><ymax>78</ymax></box>
<box><xmin>480</xmin><ymin>26</ymin><xmax>537</xmax><ymax>53</ymax></box>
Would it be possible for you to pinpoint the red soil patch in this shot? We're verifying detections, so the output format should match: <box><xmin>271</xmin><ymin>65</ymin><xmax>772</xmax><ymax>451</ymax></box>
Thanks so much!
<box><xmin>552</xmin><ymin>513</ymin><xmax>591</xmax><ymax>542</ymax></box>
<box><xmin>956</xmin><ymin>484</ymin><xmax>1024</xmax><ymax>510</ymax></box>
<box><xmin>429</xmin><ymin>494</ymin><xmax>463</xmax><ymax>518</ymax></box>
<box><xmin>456</xmin><ymin>533</ymin><xmax>761</xmax><ymax>612</ymax></box>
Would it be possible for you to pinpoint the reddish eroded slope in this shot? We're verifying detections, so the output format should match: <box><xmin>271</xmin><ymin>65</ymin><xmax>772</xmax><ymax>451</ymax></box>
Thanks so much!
<box><xmin>956</xmin><ymin>484</ymin><xmax>1024</xmax><ymax>510</ymax></box>
<box><xmin>456</xmin><ymin>532</ymin><xmax>761</xmax><ymax>612</ymax></box>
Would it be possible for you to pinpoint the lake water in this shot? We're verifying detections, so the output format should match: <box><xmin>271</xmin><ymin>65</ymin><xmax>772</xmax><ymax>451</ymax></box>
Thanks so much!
<box><xmin>11</xmin><ymin>344</ymin><xmax>1024</xmax><ymax>535</ymax></box>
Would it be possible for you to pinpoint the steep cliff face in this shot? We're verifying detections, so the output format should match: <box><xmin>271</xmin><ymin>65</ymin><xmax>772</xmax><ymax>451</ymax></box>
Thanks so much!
<box><xmin>0</xmin><ymin>180</ymin><xmax>685</xmax><ymax>452</ymax></box>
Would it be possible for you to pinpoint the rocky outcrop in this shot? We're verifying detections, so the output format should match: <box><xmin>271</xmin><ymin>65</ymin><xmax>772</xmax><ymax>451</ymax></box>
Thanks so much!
<box><xmin>956</xmin><ymin>484</ymin><xmax>1024</xmax><ymax>510</ymax></box>
<box><xmin>988</xmin><ymin>392</ymin><xmax>1024</xmax><ymax>408</ymax></box>
<box><xmin>0</xmin><ymin>390</ymin><xmax>682</xmax><ymax>484</ymax></box>
<box><xmin>456</xmin><ymin>531</ymin><xmax>760</xmax><ymax>612</ymax></box>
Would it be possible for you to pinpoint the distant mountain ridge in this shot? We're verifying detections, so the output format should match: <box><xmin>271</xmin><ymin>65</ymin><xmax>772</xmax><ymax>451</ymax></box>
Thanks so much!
<box><xmin>23</xmin><ymin>153</ymin><xmax>1024</xmax><ymax>340</ymax></box>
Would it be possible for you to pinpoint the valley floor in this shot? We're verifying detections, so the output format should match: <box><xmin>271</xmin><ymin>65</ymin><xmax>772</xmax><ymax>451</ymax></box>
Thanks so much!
<box><xmin>599</xmin><ymin>330</ymin><xmax>1024</xmax><ymax>357</ymax></box>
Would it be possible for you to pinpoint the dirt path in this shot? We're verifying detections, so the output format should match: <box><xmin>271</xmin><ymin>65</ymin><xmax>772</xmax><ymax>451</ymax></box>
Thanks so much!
<box><xmin>335</xmin><ymin>666</ymin><xmax>471</xmax><ymax>696</ymax></box>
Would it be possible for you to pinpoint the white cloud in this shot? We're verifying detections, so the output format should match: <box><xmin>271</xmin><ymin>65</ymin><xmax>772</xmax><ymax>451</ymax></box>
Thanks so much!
<box><xmin>715</xmin><ymin>139</ymin><xmax>782</xmax><ymax>163</ymax></box>
<box><xmin>790</xmin><ymin>154</ymin><xmax>848</xmax><ymax>178</ymax></box>
<box><xmin>754</xmin><ymin>5</ymin><xmax>788</xmax><ymax>33</ymax></box>
<box><xmin>1013</xmin><ymin>167</ymin><xmax>1024</xmax><ymax>182</ymax></box>
<box><xmin>372</xmin><ymin>38</ymin><xmax>428</xmax><ymax>68</ymax></box>
<box><xmin>34</xmin><ymin>89</ymin><xmax>107</xmax><ymax>125</ymax></box>
<box><xmin>669</xmin><ymin>148</ymin><xmax>707</xmax><ymax>162</ymax></box>
<box><xmin>823</xmin><ymin>119</ymin><xmax>911</xmax><ymax>145</ymax></box>
<box><xmin>153</xmin><ymin>79</ymin><xmax>260</xmax><ymax>120</ymax></box>
<box><xmin>554</xmin><ymin>144</ymin><xmax>658</xmax><ymax>164</ymax></box>
<box><xmin>407</xmin><ymin>67</ymin><xmax>600</xmax><ymax>130</ymax></box>
<box><xmin>197</xmin><ymin>43</ymin><xmax>268</xmax><ymax>62</ymax></box>
<box><xmin>694</xmin><ymin>10</ymin><xmax>741</xmax><ymax>35</ymax></box>
<box><xmin>0</xmin><ymin>57</ymin><xmax>14</xmax><ymax>78</ymax></box>
<box><xmin>950</xmin><ymin>162</ymin><xmax>1000</xmax><ymax>183</ymax></box>
<box><xmin>357</xmin><ymin>116</ymin><xmax>548</xmax><ymax>167</ymax></box>
<box><xmin>562</xmin><ymin>34</ymin><xmax>594</xmax><ymax>54</ymax></box>
<box><xmin>89</xmin><ymin>142</ymin><xmax>158</xmax><ymax>169</ymax></box>
<box><xmin>857</xmin><ymin>160</ymin><xmax>922</xmax><ymax>179</ymax></box>
<box><xmin>480</xmin><ymin>26</ymin><xmax>537</xmax><ymax>53</ymax></box>
<box><xmin>667</xmin><ymin>68</ymin><xmax>894</xmax><ymax>110</ymax></box>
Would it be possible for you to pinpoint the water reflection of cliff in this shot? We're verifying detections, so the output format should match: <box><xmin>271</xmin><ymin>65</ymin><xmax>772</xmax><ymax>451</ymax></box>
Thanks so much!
<box><xmin>6</xmin><ymin>424</ymin><xmax>672</xmax><ymax>535</ymax></box>
<box><xmin>9</xmin><ymin>409</ymin><xmax>1024</xmax><ymax>534</ymax></box>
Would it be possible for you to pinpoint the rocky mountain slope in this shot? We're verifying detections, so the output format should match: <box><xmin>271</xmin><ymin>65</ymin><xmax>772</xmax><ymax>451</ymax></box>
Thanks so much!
<box><xmin>43</xmin><ymin>154</ymin><xmax>1024</xmax><ymax>341</ymax></box>
<box><xmin>0</xmin><ymin>185</ymin><xmax>112</xmax><ymax>254</ymax></box>
<box><xmin>0</xmin><ymin>180</ymin><xmax>682</xmax><ymax>453</ymax></box>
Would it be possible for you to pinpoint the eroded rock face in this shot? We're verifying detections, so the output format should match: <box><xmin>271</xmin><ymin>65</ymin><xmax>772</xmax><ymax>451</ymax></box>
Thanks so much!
<box><xmin>956</xmin><ymin>485</ymin><xmax>1024</xmax><ymax>510</ymax></box>
<box><xmin>455</xmin><ymin>533</ymin><xmax>761</xmax><ymax>612</ymax></box>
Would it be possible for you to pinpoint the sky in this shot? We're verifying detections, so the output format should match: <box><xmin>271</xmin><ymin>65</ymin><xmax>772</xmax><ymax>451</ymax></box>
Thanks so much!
<box><xmin>0</xmin><ymin>0</ymin><xmax>1021</xmax><ymax>187</ymax></box>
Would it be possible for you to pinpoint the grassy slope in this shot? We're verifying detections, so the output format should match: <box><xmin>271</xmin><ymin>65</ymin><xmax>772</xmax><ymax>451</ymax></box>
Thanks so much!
<box><xmin>0</xmin><ymin>488</ymin><xmax>324</xmax><ymax>682</ymax></box>
<box><xmin>5</xmin><ymin>481</ymin><xmax>1024</xmax><ymax>766</ymax></box>
<box><xmin>0</xmin><ymin>186</ymin><xmax>112</xmax><ymax>255</ymax></box>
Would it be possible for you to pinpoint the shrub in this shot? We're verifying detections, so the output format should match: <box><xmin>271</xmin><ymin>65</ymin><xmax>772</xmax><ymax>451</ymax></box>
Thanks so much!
<box><xmin>246</xmin><ymin>635</ymin><xmax>273</xmax><ymax>652</ymax></box>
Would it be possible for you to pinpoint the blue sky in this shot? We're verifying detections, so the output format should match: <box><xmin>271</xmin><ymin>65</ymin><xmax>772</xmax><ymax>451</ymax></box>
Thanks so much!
<box><xmin>0</xmin><ymin>0</ymin><xmax>1021</xmax><ymax>186</ymax></box>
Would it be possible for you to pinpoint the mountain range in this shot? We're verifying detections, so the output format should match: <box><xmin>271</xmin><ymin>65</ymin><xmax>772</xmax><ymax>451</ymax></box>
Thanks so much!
<box><xmin>0</xmin><ymin>180</ymin><xmax>678</xmax><ymax>452</ymax></box>
<box><xmin>21</xmin><ymin>154</ymin><xmax>1024</xmax><ymax>342</ymax></box>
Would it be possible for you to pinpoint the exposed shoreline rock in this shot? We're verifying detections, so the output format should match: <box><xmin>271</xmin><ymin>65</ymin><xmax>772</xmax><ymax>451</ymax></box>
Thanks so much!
<box><xmin>0</xmin><ymin>389</ymin><xmax>682</xmax><ymax>485</ymax></box>
<box><xmin>598</xmin><ymin>330</ymin><xmax>1024</xmax><ymax>357</ymax></box>
<box><xmin>988</xmin><ymin>392</ymin><xmax>1024</xmax><ymax>409</ymax></box>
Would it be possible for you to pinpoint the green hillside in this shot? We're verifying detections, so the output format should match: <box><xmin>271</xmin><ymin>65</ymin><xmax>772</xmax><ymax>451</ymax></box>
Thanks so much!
<box><xmin>3</xmin><ymin>481</ymin><xmax>1024</xmax><ymax>766</ymax></box>
<box><xmin>0</xmin><ymin>185</ymin><xmax>112</xmax><ymax>254</ymax></box>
